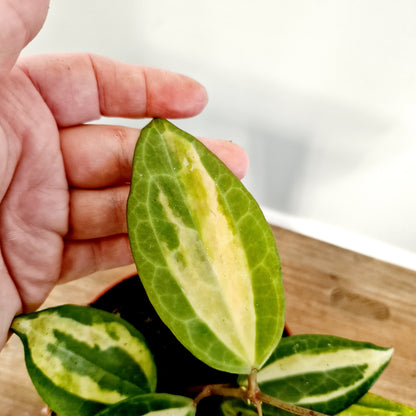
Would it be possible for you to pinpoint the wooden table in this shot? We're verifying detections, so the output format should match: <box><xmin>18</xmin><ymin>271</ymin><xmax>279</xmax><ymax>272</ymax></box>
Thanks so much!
<box><xmin>0</xmin><ymin>226</ymin><xmax>415</xmax><ymax>415</ymax></box>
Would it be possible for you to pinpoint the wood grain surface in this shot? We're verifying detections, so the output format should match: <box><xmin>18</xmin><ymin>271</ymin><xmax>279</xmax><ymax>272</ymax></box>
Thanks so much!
<box><xmin>0</xmin><ymin>226</ymin><xmax>415</xmax><ymax>415</ymax></box>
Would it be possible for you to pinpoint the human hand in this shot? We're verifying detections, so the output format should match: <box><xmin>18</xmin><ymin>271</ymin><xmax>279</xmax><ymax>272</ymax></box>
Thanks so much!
<box><xmin>0</xmin><ymin>0</ymin><xmax>249</xmax><ymax>349</ymax></box>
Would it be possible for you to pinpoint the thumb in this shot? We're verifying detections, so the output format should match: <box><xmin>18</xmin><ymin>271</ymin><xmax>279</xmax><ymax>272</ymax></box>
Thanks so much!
<box><xmin>0</xmin><ymin>0</ymin><xmax>49</xmax><ymax>78</ymax></box>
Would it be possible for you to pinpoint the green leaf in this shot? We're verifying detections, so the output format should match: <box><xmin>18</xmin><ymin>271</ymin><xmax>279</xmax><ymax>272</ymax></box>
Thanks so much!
<box><xmin>221</xmin><ymin>393</ymin><xmax>416</xmax><ymax>416</ymax></box>
<box><xmin>95</xmin><ymin>393</ymin><xmax>196</xmax><ymax>416</ymax></box>
<box><xmin>238</xmin><ymin>334</ymin><xmax>393</xmax><ymax>415</ymax></box>
<box><xmin>221</xmin><ymin>399</ymin><xmax>258</xmax><ymax>416</ymax></box>
<box><xmin>127</xmin><ymin>118</ymin><xmax>285</xmax><ymax>374</ymax></box>
<box><xmin>337</xmin><ymin>393</ymin><xmax>416</xmax><ymax>416</ymax></box>
<box><xmin>11</xmin><ymin>305</ymin><xmax>157</xmax><ymax>416</ymax></box>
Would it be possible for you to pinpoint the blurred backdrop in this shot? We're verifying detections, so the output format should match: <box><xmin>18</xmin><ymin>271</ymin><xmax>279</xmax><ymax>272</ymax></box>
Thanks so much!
<box><xmin>23</xmin><ymin>0</ymin><xmax>416</xmax><ymax>269</ymax></box>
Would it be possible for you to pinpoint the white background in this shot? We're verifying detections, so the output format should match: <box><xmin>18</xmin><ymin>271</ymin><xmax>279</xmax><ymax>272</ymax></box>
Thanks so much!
<box><xmin>23</xmin><ymin>0</ymin><xmax>416</xmax><ymax>269</ymax></box>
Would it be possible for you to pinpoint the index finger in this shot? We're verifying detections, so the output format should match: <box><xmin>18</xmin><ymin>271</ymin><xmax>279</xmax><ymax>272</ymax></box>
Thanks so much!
<box><xmin>0</xmin><ymin>0</ymin><xmax>49</xmax><ymax>78</ymax></box>
<box><xmin>18</xmin><ymin>53</ymin><xmax>208</xmax><ymax>127</ymax></box>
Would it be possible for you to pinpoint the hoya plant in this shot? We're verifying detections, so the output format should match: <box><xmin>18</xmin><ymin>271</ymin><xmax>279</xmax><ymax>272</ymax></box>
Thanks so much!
<box><xmin>10</xmin><ymin>119</ymin><xmax>416</xmax><ymax>416</ymax></box>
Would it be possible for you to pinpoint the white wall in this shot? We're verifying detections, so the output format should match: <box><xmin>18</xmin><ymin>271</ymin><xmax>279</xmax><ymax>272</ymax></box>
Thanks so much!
<box><xmin>23</xmin><ymin>0</ymin><xmax>416</xmax><ymax>268</ymax></box>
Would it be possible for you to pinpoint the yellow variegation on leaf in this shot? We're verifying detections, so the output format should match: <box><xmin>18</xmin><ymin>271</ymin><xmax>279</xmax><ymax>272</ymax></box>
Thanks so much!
<box><xmin>94</xmin><ymin>393</ymin><xmax>196</xmax><ymax>416</ymax></box>
<box><xmin>127</xmin><ymin>118</ymin><xmax>285</xmax><ymax>374</ymax></box>
<box><xmin>238</xmin><ymin>334</ymin><xmax>394</xmax><ymax>415</ymax></box>
<box><xmin>11</xmin><ymin>305</ymin><xmax>157</xmax><ymax>416</ymax></box>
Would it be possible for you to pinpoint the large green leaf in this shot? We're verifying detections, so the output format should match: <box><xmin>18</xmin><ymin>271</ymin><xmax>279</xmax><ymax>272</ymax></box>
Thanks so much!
<box><xmin>127</xmin><ymin>118</ymin><xmax>285</xmax><ymax>374</ymax></box>
<box><xmin>11</xmin><ymin>305</ymin><xmax>157</xmax><ymax>416</ymax></box>
<box><xmin>95</xmin><ymin>393</ymin><xmax>196</xmax><ymax>416</ymax></box>
<box><xmin>238</xmin><ymin>334</ymin><xmax>393</xmax><ymax>414</ymax></box>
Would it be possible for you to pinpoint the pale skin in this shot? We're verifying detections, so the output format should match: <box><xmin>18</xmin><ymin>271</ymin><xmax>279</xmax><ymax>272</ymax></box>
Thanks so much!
<box><xmin>0</xmin><ymin>0</ymin><xmax>249</xmax><ymax>349</ymax></box>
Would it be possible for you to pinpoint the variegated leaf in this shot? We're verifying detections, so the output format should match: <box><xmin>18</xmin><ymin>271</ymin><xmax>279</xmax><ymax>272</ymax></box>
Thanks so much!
<box><xmin>221</xmin><ymin>399</ymin><xmax>258</xmax><ymax>416</ymax></box>
<box><xmin>239</xmin><ymin>334</ymin><xmax>393</xmax><ymax>414</ymax></box>
<box><xmin>11</xmin><ymin>305</ymin><xmax>157</xmax><ymax>416</ymax></box>
<box><xmin>127</xmin><ymin>118</ymin><xmax>285</xmax><ymax>374</ymax></box>
<box><xmin>95</xmin><ymin>393</ymin><xmax>196</xmax><ymax>416</ymax></box>
<box><xmin>221</xmin><ymin>393</ymin><xmax>416</xmax><ymax>416</ymax></box>
<box><xmin>337</xmin><ymin>393</ymin><xmax>416</xmax><ymax>416</ymax></box>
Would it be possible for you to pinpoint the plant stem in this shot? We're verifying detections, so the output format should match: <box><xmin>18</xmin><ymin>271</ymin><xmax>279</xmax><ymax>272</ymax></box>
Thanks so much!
<box><xmin>247</xmin><ymin>368</ymin><xmax>263</xmax><ymax>416</ymax></box>
<box><xmin>193</xmin><ymin>384</ymin><xmax>246</xmax><ymax>405</ymax></box>
<box><xmin>193</xmin><ymin>371</ymin><xmax>328</xmax><ymax>416</ymax></box>
<box><xmin>258</xmin><ymin>392</ymin><xmax>328</xmax><ymax>416</ymax></box>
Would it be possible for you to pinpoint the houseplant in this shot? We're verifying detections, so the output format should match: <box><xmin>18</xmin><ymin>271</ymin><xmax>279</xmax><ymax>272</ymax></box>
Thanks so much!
<box><xmin>8</xmin><ymin>119</ymin><xmax>416</xmax><ymax>416</ymax></box>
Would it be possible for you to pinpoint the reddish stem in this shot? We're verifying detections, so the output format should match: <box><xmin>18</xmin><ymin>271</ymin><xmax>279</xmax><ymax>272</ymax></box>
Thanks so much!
<box><xmin>193</xmin><ymin>370</ymin><xmax>328</xmax><ymax>416</ymax></box>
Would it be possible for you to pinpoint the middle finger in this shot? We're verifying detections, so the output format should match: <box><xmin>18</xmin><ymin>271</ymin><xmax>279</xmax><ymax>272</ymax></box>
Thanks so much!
<box><xmin>61</xmin><ymin>123</ymin><xmax>249</xmax><ymax>189</ymax></box>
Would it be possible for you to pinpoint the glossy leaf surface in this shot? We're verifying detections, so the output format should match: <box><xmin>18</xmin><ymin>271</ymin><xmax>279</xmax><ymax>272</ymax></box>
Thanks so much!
<box><xmin>95</xmin><ymin>393</ymin><xmax>196</xmax><ymax>416</ymax></box>
<box><xmin>127</xmin><ymin>119</ymin><xmax>285</xmax><ymax>374</ymax></box>
<box><xmin>11</xmin><ymin>305</ymin><xmax>156</xmax><ymax>416</ymax></box>
<box><xmin>238</xmin><ymin>334</ymin><xmax>393</xmax><ymax>414</ymax></box>
<box><xmin>337</xmin><ymin>393</ymin><xmax>416</xmax><ymax>416</ymax></box>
